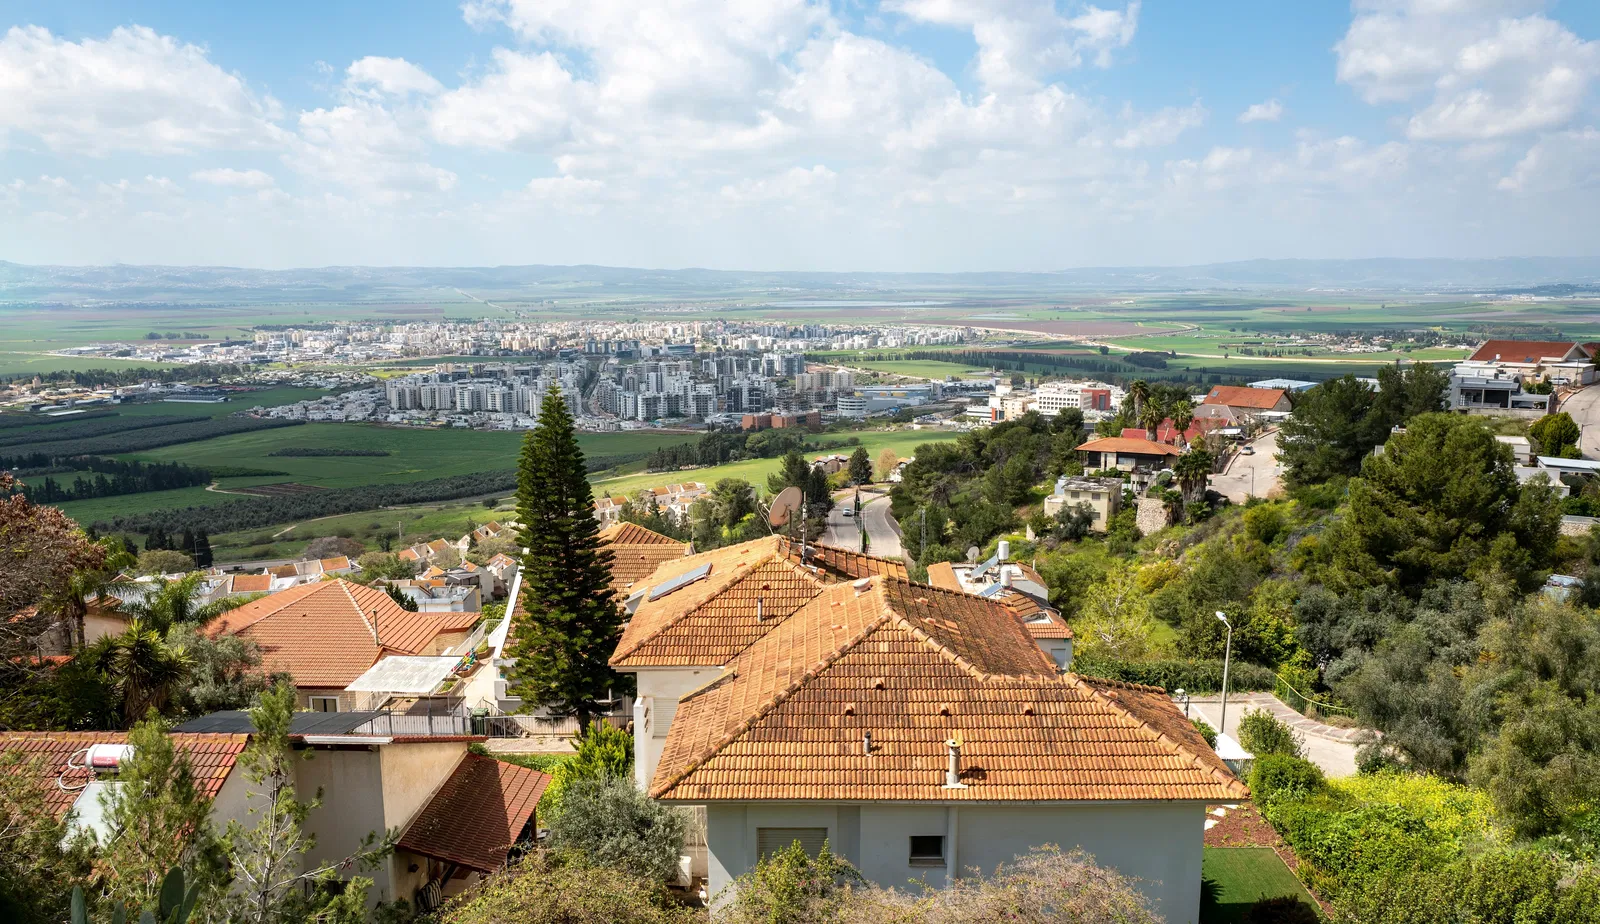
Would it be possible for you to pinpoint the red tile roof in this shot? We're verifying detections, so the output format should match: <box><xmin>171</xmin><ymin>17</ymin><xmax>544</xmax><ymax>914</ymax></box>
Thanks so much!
<box><xmin>1202</xmin><ymin>385</ymin><xmax>1287</xmax><ymax>410</ymax></box>
<box><xmin>652</xmin><ymin>577</ymin><xmax>1244</xmax><ymax>804</ymax></box>
<box><xmin>230</xmin><ymin>574</ymin><xmax>272</xmax><ymax>593</ymax></box>
<box><xmin>208</xmin><ymin>579</ymin><xmax>476</xmax><ymax>688</ymax></box>
<box><xmin>1468</xmin><ymin>339</ymin><xmax>1589</xmax><ymax>364</ymax></box>
<box><xmin>1075</xmin><ymin>437</ymin><xmax>1183</xmax><ymax>457</ymax></box>
<box><xmin>0</xmin><ymin>731</ymin><xmax>248</xmax><ymax>819</ymax></box>
<box><xmin>779</xmin><ymin>537</ymin><xmax>909</xmax><ymax>581</ymax></box>
<box><xmin>397</xmin><ymin>754</ymin><xmax>549</xmax><ymax>872</ymax></box>
<box><xmin>599</xmin><ymin>523</ymin><xmax>692</xmax><ymax>594</ymax></box>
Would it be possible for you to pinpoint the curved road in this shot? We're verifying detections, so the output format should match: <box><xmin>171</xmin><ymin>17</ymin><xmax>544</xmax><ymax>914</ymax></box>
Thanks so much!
<box><xmin>1208</xmin><ymin>429</ymin><xmax>1284</xmax><ymax>504</ymax></box>
<box><xmin>821</xmin><ymin>488</ymin><xmax>903</xmax><ymax>559</ymax></box>
<box><xmin>1559</xmin><ymin>385</ymin><xmax>1600</xmax><ymax>459</ymax></box>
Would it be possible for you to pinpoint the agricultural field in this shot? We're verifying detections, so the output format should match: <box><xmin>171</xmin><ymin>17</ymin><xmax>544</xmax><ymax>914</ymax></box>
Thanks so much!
<box><xmin>114</xmin><ymin>387</ymin><xmax>331</xmax><ymax>418</ymax></box>
<box><xmin>846</xmin><ymin>359</ymin><xmax>996</xmax><ymax>379</ymax></box>
<box><xmin>53</xmin><ymin>423</ymin><xmax>699</xmax><ymax>525</ymax></box>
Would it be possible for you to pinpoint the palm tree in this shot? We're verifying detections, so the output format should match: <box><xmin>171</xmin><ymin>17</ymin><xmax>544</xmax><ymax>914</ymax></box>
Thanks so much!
<box><xmin>1174</xmin><ymin>448</ymin><xmax>1215</xmax><ymax>513</ymax></box>
<box><xmin>1138</xmin><ymin>403</ymin><xmax>1164</xmax><ymax>437</ymax></box>
<box><xmin>1169</xmin><ymin>399</ymin><xmax>1195</xmax><ymax>444</ymax></box>
<box><xmin>122</xmin><ymin>572</ymin><xmax>235</xmax><ymax>634</ymax></box>
<box><xmin>1127</xmin><ymin>380</ymin><xmax>1151</xmax><ymax>423</ymax></box>
<box><xmin>87</xmin><ymin>620</ymin><xmax>194</xmax><ymax>727</ymax></box>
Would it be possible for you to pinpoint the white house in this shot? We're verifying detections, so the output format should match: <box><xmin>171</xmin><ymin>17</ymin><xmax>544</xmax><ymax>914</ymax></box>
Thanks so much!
<box><xmin>647</xmin><ymin>576</ymin><xmax>1247</xmax><ymax>923</ymax></box>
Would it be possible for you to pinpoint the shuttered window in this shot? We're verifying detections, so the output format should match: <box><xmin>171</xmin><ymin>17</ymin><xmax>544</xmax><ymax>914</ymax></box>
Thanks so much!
<box><xmin>757</xmin><ymin>827</ymin><xmax>828</xmax><ymax>860</ymax></box>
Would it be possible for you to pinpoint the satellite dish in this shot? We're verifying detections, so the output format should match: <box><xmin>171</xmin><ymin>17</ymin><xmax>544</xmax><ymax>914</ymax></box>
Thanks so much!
<box><xmin>768</xmin><ymin>486</ymin><xmax>803</xmax><ymax>528</ymax></box>
<box><xmin>966</xmin><ymin>546</ymin><xmax>981</xmax><ymax>563</ymax></box>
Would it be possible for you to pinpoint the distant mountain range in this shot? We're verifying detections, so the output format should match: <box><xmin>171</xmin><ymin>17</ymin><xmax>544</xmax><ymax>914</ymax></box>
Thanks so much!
<box><xmin>3</xmin><ymin>257</ymin><xmax>1600</xmax><ymax>301</ymax></box>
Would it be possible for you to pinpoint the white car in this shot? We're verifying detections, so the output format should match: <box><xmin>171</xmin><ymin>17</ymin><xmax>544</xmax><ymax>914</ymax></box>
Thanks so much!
<box><xmin>842</xmin><ymin>506</ymin><xmax>854</xmax><ymax>517</ymax></box>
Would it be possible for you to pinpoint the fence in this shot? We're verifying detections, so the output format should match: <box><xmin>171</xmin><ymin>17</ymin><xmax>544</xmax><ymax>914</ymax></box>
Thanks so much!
<box><xmin>1274</xmin><ymin>674</ymin><xmax>1356</xmax><ymax>722</ymax></box>
<box><xmin>352</xmin><ymin>711</ymin><xmax>472</xmax><ymax>737</ymax></box>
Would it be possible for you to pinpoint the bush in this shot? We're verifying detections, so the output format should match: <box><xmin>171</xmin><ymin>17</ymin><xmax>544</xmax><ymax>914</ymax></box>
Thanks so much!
<box><xmin>1242</xmin><ymin>896</ymin><xmax>1319</xmax><ymax>924</ymax></box>
<box><xmin>543</xmin><ymin>720</ymin><xmax>633</xmax><ymax>820</ymax></box>
<box><xmin>1250</xmin><ymin>755</ymin><xmax>1324</xmax><ymax>805</ymax></box>
<box><xmin>1238</xmin><ymin>709</ymin><xmax>1305</xmax><ymax>759</ymax></box>
<box><xmin>547</xmin><ymin>776</ymin><xmax>688</xmax><ymax>885</ymax></box>
<box><xmin>439</xmin><ymin>855</ymin><xmax>698</xmax><ymax>924</ymax></box>
<box><xmin>1073</xmin><ymin>655</ymin><xmax>1276</xmax><ymax>693</ymax></box>
<box><xmin>1193</xmin><ymin>718</ymin><xmax>1218</xmax><ymax>749</ymax></box>
<box><xmin>715</xmin><ymin>839</ymin><xmax>863</xmax><ymax>924</ymax></box>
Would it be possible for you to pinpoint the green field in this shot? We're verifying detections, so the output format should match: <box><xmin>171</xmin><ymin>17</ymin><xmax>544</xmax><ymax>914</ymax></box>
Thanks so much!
<box><xmin>50</xmin><ymin>424</ymin><xmax>699</xmax><ymax>525</ymax></box>
<box><xmin>1201</xmin><ymin>848</ymin><xmax>1321</xmax><ymax>923</ymax></box>
<box><xmin>114</xmin><ymin>387</ymin><xmax>331</xmax><ymax>418</ymax></box>
<box><xmin>592</xmin><ymin>429</ymin><xmax>955</xmax><ymax>499</ymax></box>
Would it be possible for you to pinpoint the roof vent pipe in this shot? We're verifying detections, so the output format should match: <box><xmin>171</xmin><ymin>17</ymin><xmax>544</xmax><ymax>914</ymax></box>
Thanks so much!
<box><xmin>997</xmin><ymin>540</ymin><xmax>1010</xmax><ymax>563</ymax></box>
<box><xmin>863</xmin><ymin>731</ymin><xmax>872</xmax><ymax>755</ymax></box>
<box><xmin>756</xmin><ymin>596</ymin><xmax>764</xmax><ymax>621</ymax></box>
<box><xmin>944</xmin><ymin>734</ymin><xmax>968</xmax><ymax>789</ymax></box>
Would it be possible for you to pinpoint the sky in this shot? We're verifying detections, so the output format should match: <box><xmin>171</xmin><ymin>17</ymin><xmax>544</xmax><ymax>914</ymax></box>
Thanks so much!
<box><xmin>1</xmin><ymin>0</ymin><xmax>1598</xmax><ymax>272</ymax></box>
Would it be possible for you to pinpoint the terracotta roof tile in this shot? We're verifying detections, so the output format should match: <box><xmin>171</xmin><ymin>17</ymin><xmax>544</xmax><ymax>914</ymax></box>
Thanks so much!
<box><xmin>1468</xmin><ymin>339</ymin><xmax>1588</xmax><ymax>364</ymax></box>
<box><xmin>230</xmin><ymin>574</ymin><xmax>272</xmax><ymax>594</ymax></box>
<box><xmin>651</xmin><ymin>577</ymin><xmax>1245</xmax><ymax>804</ymax></box>
<box><xmin>599</xmin><ymin>523</ymin><xmax>692</xmax><ymax>595</ymax></box>
<box><xmin>598</xmin><ymin>522</ymin><xmax>688</xmax><ymax>547</ymax></box>
<box><xmin>397</xmin><ymin>754</ymin><xmax>549</xmax><ymax>872</ymax></box>
<box><xmin>1202</xmin><ymin>385</ymin><xmax>1287</xmax><ymax>410</ymax></box>
<box><xmin>778</xmin><ymin>537</ymin><xmax>909</xmax><ymax>582</ymax></box>
<box><xmin>1074</xmin><ymin>437</ymin><xmax>1184</xmax><ymax>456</ymax></box>
<box><xmin>611</xmin><ymin>538</ymin><xmax>827</xmax><ymax>668</ymax></box>
<box><xmin>925</xmin><ymin>561</ymin><xmax>960</xmax><ymax>592</ymax></box>
<box><xmin>0</xmin><ymin>731</ymin><xmax>248</xmax><ymax>819</ymax></box>
<box><xmin>208</xmin><ymin>579</ymin><xmax>472</xmax><ymax>688</ymax></box>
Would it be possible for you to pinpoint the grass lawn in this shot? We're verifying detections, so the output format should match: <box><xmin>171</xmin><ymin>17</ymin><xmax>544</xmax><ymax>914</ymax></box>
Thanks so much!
<box><xmin>1201</xmin><ymin>848</ymin><xmax>1321</xmax><ymax>923</ymax></box>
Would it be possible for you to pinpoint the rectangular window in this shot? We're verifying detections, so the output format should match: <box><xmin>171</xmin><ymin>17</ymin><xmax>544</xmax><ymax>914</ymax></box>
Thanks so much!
<box><xmin>757</xmin><ymin>827</ymin><xmax>828</xmax><ymax>860</ymax></box>
<box><xmin>308</xmin><ymin>696</ymin><xmax>340</xmax><ymax>713</ymax></box>
<box><xmin>909</xmin><ymin>835</ymin><xmax>946</xmax><ymax>866</ymax></box>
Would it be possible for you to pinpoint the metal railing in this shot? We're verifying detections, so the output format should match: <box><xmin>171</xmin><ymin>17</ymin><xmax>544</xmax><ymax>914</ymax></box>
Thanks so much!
<box><xmin>352</xmin><ymin>711</ymin><xmax>472</xmax><ymax>737</ymax></box>
<box><xmin>1274</xmin><ymin>674</ymin><xmax>1356</xmax><ymax>721</ymax></box>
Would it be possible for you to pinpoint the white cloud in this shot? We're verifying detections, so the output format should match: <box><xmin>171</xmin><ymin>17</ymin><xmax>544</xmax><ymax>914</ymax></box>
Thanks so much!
<box><xmin>720</xmin><ymin>164</ymin><xmax>837</xmax><ymax>203</ymax></box>
<box><xmin>346</xmin><ymin>56</ymin><xmax>443</xmax><ymax>97</ymax></box>
<box><xmin>1238</xmin><ymin>99</ymin><xmax>1283</xmax><ymax>123</ymax></box>
<box><xmin>886</xmin><ymin>0</ymin><xmax>1140</xmax><ymax>90</ymax></box>
<box><xmin>1335</xmin><ymin>1</ymin><xmax>1599</xmax><ymax>140</ymax></box>
<box><xmin>0</xmin><ymin>25</ymin><xmax>284</xmax><ymax>154</ymax></box>
<box><xmin>191</xmin><ymin>167</ymin><xmax>275</xmax><ymax>188</ymax></box>
<box><xmin>1498</xmin><ymin>129</ymin><xmax>1600</xmax><ymax>191</ymax></box>
<box><xmin>1115</xmin><ymin>101</ymin><xmax>1207</xmax><ymax>148</ymax></box>
<box><xmin>289</xmin><ymin>101</ymin><xmax>457</xmax><ymax>201</ymax></box>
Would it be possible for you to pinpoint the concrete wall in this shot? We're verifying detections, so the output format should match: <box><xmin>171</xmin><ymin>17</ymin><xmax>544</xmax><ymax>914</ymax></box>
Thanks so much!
<box><xmin>704</xmin><ymin>801</ymin><xmax>1205</xmax><ymax>924</ymax></box>
<box><xmin>294</xmin><ymin>747</ymin><xmax>391</xmax><ymax>899</ymax></box>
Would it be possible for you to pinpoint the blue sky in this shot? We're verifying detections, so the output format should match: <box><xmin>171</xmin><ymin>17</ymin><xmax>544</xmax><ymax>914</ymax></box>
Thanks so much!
<box><xmin>2</xmin><ymin>1</ymin><xmax>1598</xmax><ymax>271</ymax></box>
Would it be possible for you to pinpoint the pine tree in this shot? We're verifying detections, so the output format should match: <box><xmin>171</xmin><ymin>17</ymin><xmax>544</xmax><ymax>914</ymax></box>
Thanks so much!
<box><xmin>508</xmin><ymin>386</ymin><xmax>628</xmax><ymax>733</ymax></box>
<box><xmin>193</xmin><ymin>530</ymin><xmax>213</xmax><ymax>568</ymax></box>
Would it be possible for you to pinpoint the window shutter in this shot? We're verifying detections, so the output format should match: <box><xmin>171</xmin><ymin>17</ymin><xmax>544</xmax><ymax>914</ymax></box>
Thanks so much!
<box><xmin>757</xmin><ymin>827</ymin><xmax>828</xmax><ymax>859</ymax></box>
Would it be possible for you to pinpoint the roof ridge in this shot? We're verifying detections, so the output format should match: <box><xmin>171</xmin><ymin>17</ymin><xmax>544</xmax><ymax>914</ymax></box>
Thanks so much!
<box><xmin>1065</xmin><ymin>674</ymin><xmax>1249</xmax><ymax>798</ymax></box>
<box><xmin>651</xmin><ymin>603</ymin><xmax>897</xmax><ymax>799</ymax></box>
<box><xmin>343</xmin><ymin>580</ymin><xmax>381</xmax><ymax>647</ymax></box>
<box><xmin>610</xmin><ymin>551</ymin><xmax>823</xmax><ymax>664</ymax></box>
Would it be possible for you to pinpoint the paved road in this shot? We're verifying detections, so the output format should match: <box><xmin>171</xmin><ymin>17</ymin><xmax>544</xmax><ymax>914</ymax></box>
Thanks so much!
<box><xmin>821</xmin><ymin>488</ymin><xmax>903</xmax><ymax>558</ymax></box>
<box><xmin>1208</xmin><ymin>429</ymin><xmax>1283</xmax><ymax>504</ymax></box>
<box><xmin>1182</xmin><ymin>693</ymin><xmax>1359</xmax><ymax>778</ymax></box>
<box><xmin>1559</xmin><ymin>385</ymin><xmax>1600</xmax><ymax>458</ymax></box>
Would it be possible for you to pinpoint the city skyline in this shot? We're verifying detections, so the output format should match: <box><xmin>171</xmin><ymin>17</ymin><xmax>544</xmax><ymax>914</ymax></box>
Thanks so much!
<box><xmin>2</xmin><ymin>1</ymin><xmax>1599</xmax><ymax>271</ymax></box>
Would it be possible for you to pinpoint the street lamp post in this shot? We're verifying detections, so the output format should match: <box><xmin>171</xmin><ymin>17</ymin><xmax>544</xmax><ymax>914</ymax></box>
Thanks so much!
<box><xmin>1216</xmin><ymin>611</ymin><xmax>1234</xmax><ymax>736</ymax></box>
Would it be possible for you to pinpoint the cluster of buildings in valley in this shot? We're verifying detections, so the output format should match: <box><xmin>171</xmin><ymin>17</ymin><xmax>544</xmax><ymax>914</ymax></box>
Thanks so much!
<box><xmin>0</xmin><ymin>369</ymin><xmax>370</xmax><ymax>415</ymax></box>
<box><xmin>49</xmin><ymin>318</ymin><xmax>974</xmax><ymax>367</ymax></box>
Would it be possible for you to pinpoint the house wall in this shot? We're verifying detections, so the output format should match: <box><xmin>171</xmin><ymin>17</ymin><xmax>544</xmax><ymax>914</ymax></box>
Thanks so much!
<box><xmin>704</xmin><ymin>801</ymin><xmax>1205</xmax><ymax>924</ymax></box>
<box><xmin>632</xmin><ymin>666</ymin><xmax>724</xmax><ymax>787</ymax></box>
<box><xmin>294</xmin><ymin>747</ymin><xmax>392</xmax><ymax>900</ymax></box>
<box><xmin>296</xmin><ymin>686</ymin><xmax>358</xmax><ymax>712</ymax></box>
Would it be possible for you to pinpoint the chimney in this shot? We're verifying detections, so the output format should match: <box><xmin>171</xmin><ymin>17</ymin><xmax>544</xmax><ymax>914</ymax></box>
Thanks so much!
<box><xmin>756</xmin><ymin>596</ymin><xmax>764</xmax><ymax>621</ymax></box>
<box><xmin>997</xmin><ymin>540</ymin><xmax>1010</xmax><ymax>562</ymax></box>
<box><xmin>863</xmin><ymin>731</ymin><xmax>872</xmax><ymax>755</ymax></box>
<box><xmin>944</xmin><ymin>734</ymin><xmax>968</xmax><ymax>789</ymax></box>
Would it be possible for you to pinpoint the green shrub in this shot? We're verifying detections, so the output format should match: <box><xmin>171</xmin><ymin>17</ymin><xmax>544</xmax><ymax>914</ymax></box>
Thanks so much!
<box><xmin>543</xmin><ymin>720</ymin><xmax>633</xmax><ymax>820</ymax></box>
<box><xmin>1073</xmin><ymin>656</ymin><xmax>1276</xmax><ymax>693</ymax></box>
<box><xmin>1241</xmin><ymin>895</ymin><xmax>1318</xmax><ymax>924</ymax></box>
<box><xmin>440</xmin><ymin>855</ymin><xmax>698</xmax><ymax>924</ymax></box>
<box><xmin>1250</xmin><ymin>755</ymin><xmax>1324</xmax><ymax>805</ymax></box>
<box><xmin>547</xmin><ymin>776</ymin><xmax>688</xmax><ymax>885</ymax></box>
<box><xmin>1238</xmin><ymin>710</ymin><xmax>1305</xmax><ymax>759</ymax></box>
<box><xmin>1193</xmin><ymin>718</ymin><xmax>1218</xmax><ymax>749</ymax></box>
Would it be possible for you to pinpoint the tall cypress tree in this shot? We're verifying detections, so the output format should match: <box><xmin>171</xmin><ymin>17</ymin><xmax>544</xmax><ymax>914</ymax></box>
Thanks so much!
<box><xmin>508</xmin><ymin>386</ymin><xmax>627</xmax><ymax>732</ymax></box>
